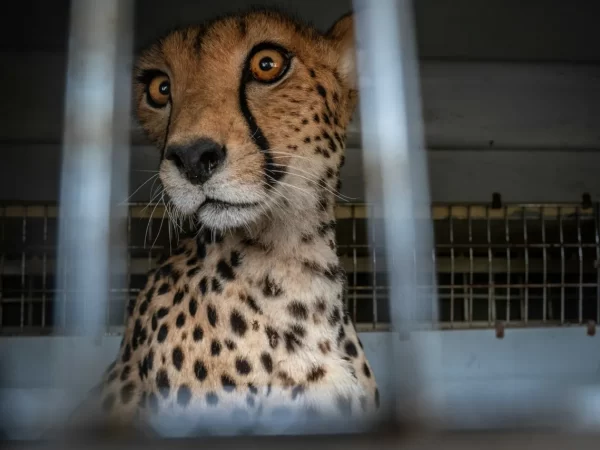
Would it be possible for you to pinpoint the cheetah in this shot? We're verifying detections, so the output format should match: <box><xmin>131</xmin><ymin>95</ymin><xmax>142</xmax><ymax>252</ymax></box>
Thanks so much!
<box><xmin>71</xmin><ymin>7</ymin><xmax>379</xmax><ymax>436</ymax></box>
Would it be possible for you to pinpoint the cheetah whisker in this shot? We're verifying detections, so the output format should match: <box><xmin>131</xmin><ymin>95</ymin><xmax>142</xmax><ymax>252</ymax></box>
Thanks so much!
<box><xmin>119</xmin><ymin>173</ymin><xmax>159</xmax><ymax>205</ymax></box>
<box><xmin>269</xmin><ymin>166</ymin><xmax>355</xmax><ymax>202</ymax></box>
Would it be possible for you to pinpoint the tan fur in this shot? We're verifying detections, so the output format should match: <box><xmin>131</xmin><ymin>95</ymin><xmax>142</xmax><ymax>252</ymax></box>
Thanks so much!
<box><xmin>90</xmin><ymin>8</ymin><xmax>378</xmax><ymax>435</ymax></box>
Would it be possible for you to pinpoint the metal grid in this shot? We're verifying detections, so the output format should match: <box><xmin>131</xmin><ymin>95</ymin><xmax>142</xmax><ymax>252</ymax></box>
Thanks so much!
<box><xmin>0</xmin><ymin>202</ymin><xmax>598</xmax><ymax>335</ymax></box>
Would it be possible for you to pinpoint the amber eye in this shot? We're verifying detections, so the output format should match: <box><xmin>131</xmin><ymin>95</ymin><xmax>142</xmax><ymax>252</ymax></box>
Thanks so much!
<box><xmin>249</xmin><ymin>48</ymin><xmax>289</xmax><ymax>83</ymax></box>
<box><xmin>147</xmin><ymin>75</ymin><xmax>170</xmax><ymax>107</ymax></box>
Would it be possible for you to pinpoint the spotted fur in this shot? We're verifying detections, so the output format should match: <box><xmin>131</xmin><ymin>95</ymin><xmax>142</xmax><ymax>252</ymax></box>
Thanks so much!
<box><xmin>78</xmin><ymin>7</ymin><xmax>378</xmax><ymax>434</ymax></box>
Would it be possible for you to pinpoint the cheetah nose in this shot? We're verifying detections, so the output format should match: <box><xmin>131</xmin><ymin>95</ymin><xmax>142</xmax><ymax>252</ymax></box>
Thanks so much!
<box><xmin>165</xmin><ymin>138</ymin><xmax>226</xmax><ymax>185</ymax></box>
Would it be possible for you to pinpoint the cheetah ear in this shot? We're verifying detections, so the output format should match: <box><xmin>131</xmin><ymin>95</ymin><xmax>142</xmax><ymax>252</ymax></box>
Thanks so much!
<box><xmin>327</xmin><ymin>12</ymin><xmax>358</xmax><ymax>91</ymax></box>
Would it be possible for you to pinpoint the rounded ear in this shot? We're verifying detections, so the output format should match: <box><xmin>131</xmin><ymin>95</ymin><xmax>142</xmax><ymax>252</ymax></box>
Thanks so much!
<box><xmin>327</xmin><ymin>12</ymin><xmax>357</xmax><ymax>91</ymax></box>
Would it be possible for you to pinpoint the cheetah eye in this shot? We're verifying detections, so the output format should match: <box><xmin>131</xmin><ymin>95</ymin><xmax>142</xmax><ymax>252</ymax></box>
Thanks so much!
<box><xmin>147</xmin><ymin>74</ymin><xmax>171</xmax><ymax>108</ymax></box>
<box><xmin>249</xmin><ymin>48</ymin><xmax>290</xmax><ymax>83</ymax></box>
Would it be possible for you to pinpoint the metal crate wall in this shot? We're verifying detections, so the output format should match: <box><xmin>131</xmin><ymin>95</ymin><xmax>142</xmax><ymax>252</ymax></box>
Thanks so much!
<box><xmin>0</xmin><ymin>202</ymin><xmax>598</xmax><ymax>335</ymax></box>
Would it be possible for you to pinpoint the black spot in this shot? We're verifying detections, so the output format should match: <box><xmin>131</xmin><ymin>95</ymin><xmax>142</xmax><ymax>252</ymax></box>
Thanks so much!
<box><xmin>318</xmin><ymin>220</ymin><xmax>336</xmax><ymax>237</ymax></box>
<box><xmin>139</xmin><ymin>300</ymin><xmax>149</xmax><ymax>316</ymax></box>
<box><xmin>211</xmin><ymin>340</ymin><xmax>222</xmax><ymax>356</ymax></box>
<box><xmin>345</xmin><ymin>341</ymin><xmax>359</xmax><ymax>358</ymax></box>
<box><xmin>287</xmin><ymin>301</ymin><xmax>308</xmax><ymax>320</ymax></box>
<box><xmin>290</xmin><ymin>324</ymin><xmax>306</xmax><ymax>338</ymax></box>
<box><xmin>157</xmin><ymin>324</ymin><xmax>169</xmax><ymax>343</ymax></box>
<box><xmin>235</xmin><ymin>358</ymin><xmax>252</xmax><ymax>375</ymax></box>
<box><xmin>121</xmin><ymin>344</ymin><xmax>131</xmax><ymax>363</ymax></box>
<box><xmin>193</xmin><ymin>326</ymin><xmax>203</xmax><ymax>342</ymax></box>
<box><xmin>138</xmin><ymin>360</ymin><xmax>147</xmax><ymax>380</ymax></box>
<box><xmin>322</xmin><ymin>113</ymin><xmax>330</xmax><ymax>124</ymax></box>
<box><xmin>375</xmin><ymin>388</ymin><xmax>380</xmax><ymax>408</ymax></box>
<box><xmin>156</xmin><ymin>307</ymin><xmax>169</xmax><ymax>319</ymax></box>
<box><xmin>120</xmin><ymin>365</ymin><xmax>131</xmax><ymax>381</ymax></box>
<box><xmin>328</xmin><ymin>307</ymin><xmax>341</xmax><ymax>326</ymax></box>
<box><xmin>177</xmin><ymin>385</ymin><xmax>192</xmax><ymax>407</ymax></box>
<box><xmin>309</xmin><ymin>69</ymin><xmax>316</xmax><ymax>78</ymax></box>
<box><xmin>315</xmin><ymin>299</ymin><xmax>326</xmax><ymax>313</ymax></box>
<box><xmin>107</xmin><ymin>370</ymin><xmax>118</xmax><ymax>384</ymax></box>
<box><xmin>189</xmin><ymin>298</ymin><xmax>198</xmax><ymax>317</ymax></box>
<box><xmin>221</xmin><ymin>374</ymin><xmax>236</xmax><ymax>392</ymax></box>
<box><xmin>244</xmin><ymin>295</ymin><xmax>263</xmax><ymax>314</ymax></box>
<box><xmin>176</xmin><ymin>312</ymin><xmax>186</xmax><ymax>328</ymax></box>
<box><xmin>155</xmin><ymin>264</ymin><xmax>173</xmax><ymax>281</ymax></box>
<box><xmin>127</xmin><ymin>298</ymin><xmax>136</xmax><ymax>317</ymax></box>
<box><xmin>284</xmin><ymin>332</ymin><xmax>301</xmax><ymax>353</ymax></box>
<box><xmin>265</xmin><ymin>326</ymin><xmax>279</xmax><ymax>349</ymax></box>
<box><xmin>252</xmin><ymin>320</ymin><xmax>259</xmax><ymax>331</ymax></box>
<box><xmin>199</xmin><ymin>277</ymin><xmax>208</xmax><ymax>295</ymax></box>
<box><xmin>307</xmin><ymin>366</ymin><xmax>326</xmax><ymax>382</ymax></box>
<box><xmin>343</xmin><ymin>311</ymin><xmax>350</xmax><ymax>325</ymax></box>
<box><xmin>337</xmin><ymin>325</ymin><xmax>346</xmax><ymax>345</ymax></box>
<box><xmin>196</xmin><ymin>239</ymin><xmax>207</xmax><ymax>259</ymax></box>
<box><xmin>194</xmin><ymin>360</ymin><xmax>208</xmax><ymax>382</ymax></box>
<box><xmin>172</xmin><ymin>347</ymin><xmax>184</xmax><ymax>371</ymax></box>
<box><xmin>225</xmin><ymin>339</ymin><xmax>237</xmax><ymax>350</ymax></box>
<box><xmin>363</xmin><ymin>363</ymin><xmax>371</xmax><ymax>378</ymax></box>
<box><xmin>302</xmin><ymin>118</ymin><xmax>309</xmax><ymax>125</ymax></box>
<box><xmin>132</xmin><ymin>319</ymin><xmax>143</xmax><ymax>350</ymax></box>
<box><xmin>120</xmin><ymin>382</ymin><xmax>136</xmax><ymax>404</ymax></box>
<box><xmin>151</xmin><ymin>314</ymin><xmax>158</xmax><ymax>331</ymax></box>
<box><xmin>186</xmin><ymin>267</ymin><xmax>200</xmax><ymax>278</ymax></box>
<box><xmin>263</xmin><ymin>276</ymin><xmax>283</xmax><ymax>297</ymax></box>
<box><xmin>291</xmin><ymin>385</ymin><xmax>305</xmax><ymax>400</ymax></box>
<box><xmin>217</xmin><ymin>259</ymin><xmax>235</xmax><ymax>280</ymax></box>
<box><xmin>231</xmin><ymin>251</ymin><xmax>241</xmax><ymax>267</ymax></box>
<box><xmin>147</xmin><ymin>349</ymin><xmax>154</xmax><ymax>371</ymax></box>
<box><xmin>326</xmin><ymin>167</ymin><xmax>335</xmax><ymax>179</ymax></box>
<box><xmin>148</xmin><ymin>392</ymin><xmax>159</xmax><ymax>414</ymax></box>
<box><xmin>211</xmin><ymin>278</ymin><xmax>223</xmax><ymax>293</ymax></box>
<box><xmin>173</xmin><ymin>290</ymin><xmax>184</xmax><ymax>305</ymax></box>
<box><xmin>316</xmin><ymin>84</ymin><xmax>327</xmax><ymax>97</ymax></box>
<box><xmin>186</xmin><ymin>257</ymin><xmax>198</xmax><ymax>266</ymax></box>
<box><xmin>206</xmin><ymin>392</ymin><xmax>219</xmax><ymax>406</ymax></box>
<box><xmin>261</xmin><ymin>352</ymin><xmax>273</xmax><ymax>373</ymax></box>
<box><xmin>230</xmin><ymin>310</ymin><xmax>248</xmax><ymax>336</ymax></box>
<box><xmin>336</xmin><ymin>396</ymin><xmax>352</xmax><ymax>417</ymax></box>
<box><xmin>158</xmin><ymin>283</ymin><xmax>169</xmax><ymax>295</ymax></box>
<box><xmin>303</xmin><ymin>136</ymin><xmax>311</xmax><ymax>143</ymax></box>
<box><xmin>102</xmin><ymin>394</ymin><xmax>115</xmax><ymax>411</ymax></box>
<box><xmin>156</xmin><ymin>369</ymin><xmax>170</xmax><ymax>398</ymax></box>
<box><xmin>207</xmin><ymin>304</ymin><xmax>218</xmax><ymax>327</ymax></box>
<box><xmin>313</xmin><ymin>113</ymin><xmax>320</xmax><ymax>123</ymax></box>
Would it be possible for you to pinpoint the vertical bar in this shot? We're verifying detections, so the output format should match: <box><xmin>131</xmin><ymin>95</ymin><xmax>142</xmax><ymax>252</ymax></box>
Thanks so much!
<box><xmin>371</xmin><ymin>204</ymin><xmax>377</xmax><ymax>330</ymax></box>
<box><xmin>51</xmin><ymin>0</ymin><xmax>134</xmax><ymax>418</ymax></box>
<box><xmin>523</xmin><ymin>207</ymin><xmax>529</xmax><ymax>324</ymax></box>
<box><xmin>41</xmin><ymin>206</ymin><xmax>48</xmax><ymax>328</ymax></box>
<box><xmin>577</xmin><ymin>208</ymin><xmax>583</xmax><ymax>324</ymax></box>
<box><xmin>449</xmin><ymin>207</ymin><xmax>455</xmax><ymax>326</ymax></box>
<box><xmin>56</xmin><ymin>0</ymin><xmax>133</xmax><ymax>336</ymax></box>
<box><xmin>487</xmin><ymin>205</ymin><xmax>493</xmax><ymax>325</ymax></box>
<box><xmin>354</xmin><ymin>0</ymin><xmax>442</xmax><ymax>423</ymax></box>
<box><xmin>505</xmin><ymin>206</ymin><xmax>511</xmax><ymax>323</ymax></box>
<box><xmin>468</xmin><ymin>206</ymin><xmax>473</xmax><ymax>324</ymax></box>
<box><xmin>352</xmin><ymin>204</ymin><xmax>358</xmax><ymax>323</ymax></box>
<box><xmin>542</xmin><ymin>207</ymin><xmax>548</xmax><ymax>322</ymax></box>
<box><xmin>124</xmin><ymin>210</ymin><xmax>132</xmax><ymax>326</ymax></box>
<box><xmin>559</xmin><ymin>207</ymin><xmax>565</xmax><ymax>324</ymax></box>
<box><xmin>20</xmin><ymin>207</ymin><xmax>27</xmax><ymax>330</ymax></box>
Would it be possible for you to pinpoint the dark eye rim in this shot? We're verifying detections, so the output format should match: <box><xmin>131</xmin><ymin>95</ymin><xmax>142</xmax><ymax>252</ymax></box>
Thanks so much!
<box><xmin>245</xmin><ymin>42</ymin><xmax>293</xmax><ymax>85</ymax></box>
<box><xmin>136</xmin><ymin>69</ymin><xmax>171</xmax><ymax>109</ymax></box>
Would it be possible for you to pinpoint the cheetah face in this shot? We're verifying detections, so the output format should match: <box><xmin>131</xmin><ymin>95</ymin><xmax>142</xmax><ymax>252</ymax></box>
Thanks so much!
<box><xmin>134</xmin><ymin>9</ymin><xmax>358</xmax><ymax>231</ymax></box>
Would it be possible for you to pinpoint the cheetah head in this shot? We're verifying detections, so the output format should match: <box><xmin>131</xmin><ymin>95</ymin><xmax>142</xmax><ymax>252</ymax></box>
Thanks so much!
<box><xmin>134</xmin><ymin>9</ymin><xmax>358</xmax><ymax>231</ymax></box>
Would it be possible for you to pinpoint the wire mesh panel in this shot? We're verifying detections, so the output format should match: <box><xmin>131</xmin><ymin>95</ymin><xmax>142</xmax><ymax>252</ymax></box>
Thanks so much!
<box><xmin>0</xmin><ymin>202</ymin><xmax>597</xmax><ymax>335</ymax></box>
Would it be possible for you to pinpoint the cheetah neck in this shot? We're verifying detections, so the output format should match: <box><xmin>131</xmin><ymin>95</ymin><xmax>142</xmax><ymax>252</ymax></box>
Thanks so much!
<box><xmin>242</xmin><ymin>188</ymin><xmax>339</xmax><ymax>264</ymax></box>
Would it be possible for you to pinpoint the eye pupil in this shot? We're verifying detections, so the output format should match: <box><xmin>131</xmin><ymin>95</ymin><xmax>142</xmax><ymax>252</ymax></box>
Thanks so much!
<box><xmin>259</xmin><ymin>57</ymin><xmax>274</xmax><ymax>71</ymax></box>
<box><xmin>159</xmin><ymin>81</ymin><xmax>170</xmax><ymax>95</ymax></box>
